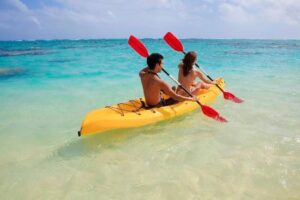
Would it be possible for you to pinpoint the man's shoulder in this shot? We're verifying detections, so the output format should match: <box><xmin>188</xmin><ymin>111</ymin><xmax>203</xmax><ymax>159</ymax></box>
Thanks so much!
<box><xmin>156</xmin><ymin>78</ymin><xmax>168</xmax><ymax>87</ymax></box>
<box><xmin>152</xmin><ymin>74</ymin><xmax>162</xmax><ymax>82</ymax></box>
<box><xmin>139</xmin><ymin>67</ymin><xmax>148</xmax><ymax>76</ymax></box>
<box><xmin>139</xmin><ymin>70</ymin><xmax>144</xmax><ymax>77</ymax></box>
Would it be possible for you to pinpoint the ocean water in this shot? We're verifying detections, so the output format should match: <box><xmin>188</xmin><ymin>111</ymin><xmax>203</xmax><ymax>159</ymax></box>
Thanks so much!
<box><xmin>0</xmin><ymin>39</ymin><xmax>299</xmax><ymax>199</ymax></box>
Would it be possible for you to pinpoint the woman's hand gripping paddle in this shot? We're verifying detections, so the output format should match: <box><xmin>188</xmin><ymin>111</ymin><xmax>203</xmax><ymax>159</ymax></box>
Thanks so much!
<box><xmin>163</xmin><ymin>32</ymin><xmax>243</xmax><ymax>103</ymax></box>
<box><xmin>128</xmin><ymin>35</ymin><xmax>227</xmax><ymax>122</ymax></box>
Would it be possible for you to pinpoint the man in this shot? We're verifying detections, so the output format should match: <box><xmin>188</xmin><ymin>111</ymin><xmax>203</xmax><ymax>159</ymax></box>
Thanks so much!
<box><xmin>139</xmin><ymin>53</ymin><xmax>195</xmax><ymax>107</ymax></box>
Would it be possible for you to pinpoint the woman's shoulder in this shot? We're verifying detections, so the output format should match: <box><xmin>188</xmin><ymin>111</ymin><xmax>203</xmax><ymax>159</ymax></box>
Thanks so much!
<box><xmin>192</xmin><ymin>68</ymin><xmax>199</xmax><ymax>76</ymax></box>
<box><xmin>178</xmin><ymin>62</ymin><xmax>184</xmax><ymax>68</ymax></box>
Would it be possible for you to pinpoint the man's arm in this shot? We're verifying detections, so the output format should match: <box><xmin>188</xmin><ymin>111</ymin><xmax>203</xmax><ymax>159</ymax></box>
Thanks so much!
<box><xmin>159</xmin><ymin>79</ymin><xmax>195</xmax><ymax>102</ymax></box>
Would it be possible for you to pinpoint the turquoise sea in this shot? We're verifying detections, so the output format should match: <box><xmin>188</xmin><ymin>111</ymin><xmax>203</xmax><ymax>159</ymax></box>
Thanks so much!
<box><xmin>0</xmin><ymin>39</ymin><xmax>299</xmax><ymax>199</ymax></box>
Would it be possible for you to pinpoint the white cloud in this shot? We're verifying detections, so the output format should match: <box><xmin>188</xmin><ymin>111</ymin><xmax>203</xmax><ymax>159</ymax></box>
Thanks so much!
<box><xmin>221</xmin><ymin>0</ymin><xmax>300</xmax><ymax>25</ymax></box>
<box><xmin>29</xmin><ymin>16</ymin><xmax>41</xmax><ymax>27</ymax></box>
<box><xmin>107</xmin><ymin>10</ymin><xmax>116</xmax><ymax>19</ymax></box>
<box><xmin>0</xmin><ymin>0</ymin><xmax>300</xmax><ymax>40</ymax></box>
<box><xmin>5</xmin><ymin>0</ymin><xmax>29</xmax><ymax>13</ymax></box>
<box><xmin>264</xmin><ymin>0</ymin><xmax>300</xmax><ymax>25</ymax></box>
<box><xmin>219</xmin><ymin>3</ymin><xmax>255</xmax><ymax>23</ymax></box>
<box><xmin>0</xmin><ymin>0</ymin><xmax>41</xmax><ymax>31</ymax></box>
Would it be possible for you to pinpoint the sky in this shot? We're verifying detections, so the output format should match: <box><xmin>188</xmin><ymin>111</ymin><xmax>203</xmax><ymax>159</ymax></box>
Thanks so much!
<box><xmin>0</xmin><ymin>0</ymin><xmax>300</xmax><ymax>40</ymax></box>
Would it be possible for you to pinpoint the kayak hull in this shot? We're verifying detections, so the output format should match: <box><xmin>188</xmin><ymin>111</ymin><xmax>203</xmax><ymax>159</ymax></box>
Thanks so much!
<box><xmin>79</xmin><ymin>78</ymin><xmax>225</xmax><ymax>136</ymax></box>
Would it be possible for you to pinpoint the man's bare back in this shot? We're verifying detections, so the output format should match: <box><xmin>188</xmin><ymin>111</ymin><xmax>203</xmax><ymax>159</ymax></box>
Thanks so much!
<box><xmin>139</xmin><ymin>53</ymin><xmax>195</xmax><ymax>107</ymax></box>
<box><xmin>140</xmin><ymin>68</ymin><xmax>162</xmax><ymax>106</ymax></box>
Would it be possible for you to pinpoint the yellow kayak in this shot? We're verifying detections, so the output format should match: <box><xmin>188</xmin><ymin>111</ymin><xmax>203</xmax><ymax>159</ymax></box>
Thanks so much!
<box><xmin>78</xmin><ymin>78</ymin><xmax>225</xmax><ymax>136</ymax></box>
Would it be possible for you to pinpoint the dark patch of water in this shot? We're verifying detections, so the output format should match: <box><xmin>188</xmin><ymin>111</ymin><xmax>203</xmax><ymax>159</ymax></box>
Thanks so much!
<box><xmin>0</xmin><ymin>67</ymin><xmax>27</xmax><ymax>79</ymax></box>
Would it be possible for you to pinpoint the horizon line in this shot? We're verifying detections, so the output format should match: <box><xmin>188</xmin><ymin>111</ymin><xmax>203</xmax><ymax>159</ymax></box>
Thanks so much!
<box><xmin>1</xmin><ymin>37</ymin><xmax>300</xmax><ymax>42</ymax></box>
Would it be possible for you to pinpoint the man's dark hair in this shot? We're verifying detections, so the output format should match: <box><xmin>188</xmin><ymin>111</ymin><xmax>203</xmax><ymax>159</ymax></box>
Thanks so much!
<box><xmin>147</xmin><ymin>53</ymin><xmax>163</xmax><ymax>70</ymax></box>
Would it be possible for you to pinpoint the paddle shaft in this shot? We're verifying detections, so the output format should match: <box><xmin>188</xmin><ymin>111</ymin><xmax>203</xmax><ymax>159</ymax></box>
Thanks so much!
<box><xmin>161</xmin><ymin>68</ymin><xmax>202</xmax><ymax>106</ymax></box>
<box><xmin>182</xmin><ymin>51</ymin><xmax>225</xmax><ymax>93</ymax></box>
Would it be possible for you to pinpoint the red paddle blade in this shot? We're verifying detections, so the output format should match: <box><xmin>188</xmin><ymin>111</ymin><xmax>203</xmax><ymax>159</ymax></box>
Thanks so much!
<box><xmin>128</xmin><ymin>35</ymin><xmax>149</xmax><ymax>58</ymax></box>
<box><xmin>163</xmin><ymin>32</ymin><xmax>184</xmax><ymax>52</ymax></box>
<box><xmin>201</xmin><ymin>105</ymin><xmax>228</xmax><ymax>123</ymax></box>
<box><xmin>223</xmin><ymin>91</ymin><xmax>244</xmax><ymax>103</ymax></box>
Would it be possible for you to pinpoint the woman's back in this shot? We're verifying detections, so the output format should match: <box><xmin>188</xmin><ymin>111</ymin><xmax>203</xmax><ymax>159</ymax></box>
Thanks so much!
<box><xmin>176</xmin><ymin>51</ymin><xmax>213</xmax><ymax>96</ymax></box>
<box><xmin>178</xmin><ymin>62</ymin><xmax>197</xmax><ymax>90</ymax></box>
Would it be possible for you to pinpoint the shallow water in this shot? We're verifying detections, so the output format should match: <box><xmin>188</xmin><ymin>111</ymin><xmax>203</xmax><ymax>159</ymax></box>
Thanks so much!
<box><xmin>0</xmin><ymin>39</ymin><xmax>299</xmax><ymax>199</ymax></box>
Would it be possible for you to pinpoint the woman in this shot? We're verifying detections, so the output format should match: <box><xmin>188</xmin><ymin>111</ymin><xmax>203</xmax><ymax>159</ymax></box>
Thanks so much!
<box><xmin>177</xmin><ymin>51</ymin><xmax>215</xmax><ymax>96</ymax></box>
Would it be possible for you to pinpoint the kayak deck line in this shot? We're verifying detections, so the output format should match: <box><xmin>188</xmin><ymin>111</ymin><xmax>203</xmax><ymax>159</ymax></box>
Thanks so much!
<box><xmin>78</xmin><ymin>78</ymin><xmax>225</xmax><ymax>136</ymax></box>
<box><xmin>104</xmin><ymin>99</ymin><xmax>145</xmax><ymax>116</ymax></box>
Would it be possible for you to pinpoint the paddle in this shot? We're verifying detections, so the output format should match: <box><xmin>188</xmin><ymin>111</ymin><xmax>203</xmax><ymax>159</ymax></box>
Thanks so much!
<box><xmin>163</xmin><ymin>32</ymin><xmax>244</xmax><ymax>103</ymax></box>
<box><xmin>128</xmin><ymin>35</ymin><xmax>227</xmax><ymax>123</ymax></box>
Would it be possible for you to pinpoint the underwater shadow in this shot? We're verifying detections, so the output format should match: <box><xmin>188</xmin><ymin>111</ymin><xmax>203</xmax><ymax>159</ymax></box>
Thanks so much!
<box><xmin>0</xmin><ymin>67</ymin><xmax>27</xmax><ymax>79</ymax></box>
<box><xmin>54</xmin><ymin>115</ymin><xmax>194</xmax><ymax>160</ymax></box>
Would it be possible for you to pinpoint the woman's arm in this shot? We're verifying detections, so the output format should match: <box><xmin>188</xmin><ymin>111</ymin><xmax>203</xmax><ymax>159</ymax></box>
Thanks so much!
<box><xmin>195</xmin><ymin>70</ymin><xmax>214</xmax><ymax>84</ymax></box>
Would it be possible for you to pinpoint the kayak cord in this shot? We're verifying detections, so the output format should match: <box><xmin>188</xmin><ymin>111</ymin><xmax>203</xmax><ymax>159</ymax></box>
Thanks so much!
<box><xmin>139</xmin><ymin>98</ymin><xmax>156</xmax><ymax>113</ymax></box>
<box><xmin>105</xmin><ymin>100</ymin><xmax>147</xmax><ymax>116</ymax></box>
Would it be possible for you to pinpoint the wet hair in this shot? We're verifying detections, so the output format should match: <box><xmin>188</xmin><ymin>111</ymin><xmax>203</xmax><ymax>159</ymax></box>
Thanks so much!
<box><xmin>182</xmin><ymin>51</ymin><xmax>197</xmax><ymax>76</ymax></box>
<box><xmin>147</xmin><ymin>53</ymin><xmax>163</xmax><ymax>70</ymax></box>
